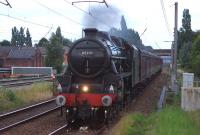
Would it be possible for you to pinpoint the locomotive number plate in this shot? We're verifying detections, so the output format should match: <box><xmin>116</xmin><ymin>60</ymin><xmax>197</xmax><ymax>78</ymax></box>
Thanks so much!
<box><xmin>81</xmin><ymin>51</ymin><xmax>94</xmax><ymax>56</ymax></box>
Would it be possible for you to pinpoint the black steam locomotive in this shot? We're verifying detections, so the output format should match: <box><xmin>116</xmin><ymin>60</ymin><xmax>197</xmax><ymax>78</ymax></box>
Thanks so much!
<box><xmin>56</xmin><ymin>28</ymin><xmax>162</xmax><ymax>120</ymax></box>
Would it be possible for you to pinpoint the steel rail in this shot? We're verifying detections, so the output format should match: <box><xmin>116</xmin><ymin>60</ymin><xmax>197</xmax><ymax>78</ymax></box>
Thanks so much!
<box><xmin>0</xmin><ymin>98</ymin><xmax>56</xmax><ymax>119</ymax></box>
<box><xmin>48</xmin><ymin>124</ymin><xmax>69</xmax><ymax>135</ymax></box>
<box><xmin>0</xmin><ymin>106</ymin><xmax>60</xmax><ymax>132</ymax></box>
<box><xmin>0</xmin><ymin>76</ymin><xmax>51</xmax><ymax>83</ymax></box>
<box><xmin>1</xmin><ymin>78</ymin><xmax>50</xmax><ymax>85</ymax></box>
<box><xmin>0</xmin><ymin>78</ymin><xmax>52</xmax><ymax>88</ymax></box>
<box><xmin>48</xmin><ymin>119</ymin><xmax>76</xmax><ymax>135</ymax></box>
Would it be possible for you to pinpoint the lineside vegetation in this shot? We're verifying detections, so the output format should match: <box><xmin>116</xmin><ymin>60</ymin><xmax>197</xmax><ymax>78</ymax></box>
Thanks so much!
<box><xmin>111</xmin><ymin>93</ymin><xmax>200</xmax><ymax>135</ymax></box>
<box><xmin>0</xmin><ymin>82</ymin><xmax>53</xmax><ymax>112</ymax></box>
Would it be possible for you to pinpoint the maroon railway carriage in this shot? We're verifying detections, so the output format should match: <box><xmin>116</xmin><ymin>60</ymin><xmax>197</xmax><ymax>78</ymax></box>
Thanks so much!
<box><xmin>139</xmin><ymin>50</ymin><xmax>162</xmax><ymax>83</ymax></box>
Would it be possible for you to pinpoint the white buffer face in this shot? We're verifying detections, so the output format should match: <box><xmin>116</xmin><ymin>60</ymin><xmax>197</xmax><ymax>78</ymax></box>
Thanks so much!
<box><xmin>56</xmin><ymin>95</ymin><xmax>66</xmax><ymax>106</ymax></box>
<box><xmin>101</xmin><ymin>95</ymin><xmax>112</xmax><ymax>106</ymax></box>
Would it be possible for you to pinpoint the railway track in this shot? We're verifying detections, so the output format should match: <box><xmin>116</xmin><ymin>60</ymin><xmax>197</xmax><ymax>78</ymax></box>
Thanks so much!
<box><xmin>48</xmin><ymin>123</ymin><xmax>69</xmax><ymax>135</ymax></box>
<box><xmin>48</xmin><ymin>120</ymin><xmax>106</xmax><ymax>135</ymax></box>
<box><xmin>0</xmin><ymin>98</ymin><xmax>60</xmax><ymax>133</ymax></box>
<box><xmin>0</xmin><ymin>76</ymin><xmax>52</xmax><ymax>88</ymax></box>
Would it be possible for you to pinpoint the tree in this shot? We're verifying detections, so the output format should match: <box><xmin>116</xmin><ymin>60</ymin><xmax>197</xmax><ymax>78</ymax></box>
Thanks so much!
<box><xmin>189</xmin><ymin>35</ymin><xmax>200</xmax><ymax>76</ymax></box>
<box><xmin>63</xmin><ymin>38</ymin><xmax>72</xmax><ymax>47</ymax></box>
<box><xmin>37</xmin><ymin>38</ymin><xmax>49</xmax><ymax>47</ymax></box>
<box><xmin>182</xmin><ymin>9</ymin><xmax>192</xmax><ymax>32</ymax></box>
<box><xmin>46</xmin><ymin>33</ymin><xmax>64</xmax><ymax>73</ymax></box>
<box><xmin>177</xmin><ymin>9</ymin><xmax>194</xmax><ymax>68</ymax></box>
<box><xmin>11</xmin><ymin>27</ymin><xmax>32</xmax><ymax>47</ymax></box>
<box><xmin>0</xmin><ymin>40</ymin><xmax>11</xmax><ymax>46</ymax></box>
<box><xmin>120</xmin><ymin>15</ymin><xmax>127</xmax><ymax>31</ymax></box>
<box><xmin>178</xmin><ymin>9</ymin><xmax>192</xmax><ymax>56</ymax></box>
<box><xmin>55</xmin><ymin>26</ymin><xmax>63</xmax><ymax>44</ymax></box>
<box><xmin>11</xmin><ymin>26</ymin><xmax>19</xmax><ymax>46</ymax></box>
<box><xmin>110</xmin><ymin>27</ymin><xmax>146</xmax><ymax>49</ymax></box>
<box><xmin>179</xmin><ymin>42</ymin><xmax>191</xmax><ymax>68</ymax></box>
<box><xmin>45</xmin><ymin>26</ymin><xmax>72</xmax><ymax>72</ymax></box>
<box><xmin>25</xmin><ymin>28</ymin><xmax>32</xmax><ymax>47</ymax></box>
<box><xmin>50</xmin><ymin>26</ymin><xmax>72</xmax><ymax>46</ymax></box>
<box><xmin>19</xmin><ymin>27</ymin><xmax>26</xmax><ymax>46</ymax></box>
<box><xmin>109</xmin><ymin>16</ymin><xmax>144</xmax><ymax>49</ymax></box>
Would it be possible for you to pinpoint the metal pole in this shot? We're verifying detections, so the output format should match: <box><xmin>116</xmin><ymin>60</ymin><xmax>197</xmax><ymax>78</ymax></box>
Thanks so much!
<box><xmin>171</xmin><ymin>41</ymin><xmax>174</xmax><ymax>74</ymax></box>
<box><xmin>174</xmin><ymin>2</ymin><xmax>178</xmax><ymax>80</ymax></box>
<box><xmin>172</xmin><ymin>2</ymin><xmax>178</xmax><ymax>93</ymax></box>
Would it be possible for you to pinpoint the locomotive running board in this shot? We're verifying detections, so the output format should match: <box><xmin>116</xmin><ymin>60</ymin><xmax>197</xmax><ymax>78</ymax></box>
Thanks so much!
<box><xmin>117</xmin><ymin>72</ymin><xmax>132</xmax><ymax>78</ymax></box>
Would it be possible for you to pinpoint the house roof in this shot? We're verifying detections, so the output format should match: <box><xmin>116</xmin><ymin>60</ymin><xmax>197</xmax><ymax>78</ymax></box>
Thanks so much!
<box><xmin>0</xmin><ymin>46</ymin><xmax>12</xmax><ymax>57</ymax></box>
<box><xmin>0</xmin><ymin>46</ymin><xmax>69</xmax><ymax>59</ymax></box>
<box><xmin>7</xmin><ymin>47</ymin><xmax>37</xmax><ymax>59</ymax></box>
<box><xmin>39</xmin><ymin>46</ymin><xmax>70</xmax><ymax>55</ymax></box>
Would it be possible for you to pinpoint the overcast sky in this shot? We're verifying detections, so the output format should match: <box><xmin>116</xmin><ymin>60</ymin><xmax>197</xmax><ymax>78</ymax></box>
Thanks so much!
<box><xmin>0</xmin><ymin>0</ymin><xmax>200</xmax><ymax>49</ymax></box>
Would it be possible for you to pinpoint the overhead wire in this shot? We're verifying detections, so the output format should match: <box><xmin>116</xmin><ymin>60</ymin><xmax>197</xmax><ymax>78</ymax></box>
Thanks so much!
<box><xmin>33</xmin><ymin>0</ymin><xmax>86</xmax><ymax>27</ymax></box>
<box><xmin>63</xmin><ymin>0</ymin><xmax>112</xmax><ymax>29</ymax></box>
<box><xmin>1</xmin><ymin>0</ymin><xmax>104</xmax><ymax>39</ymax></box>
<box><xmin>160</xmin><ymin>0</ymin><xmax>172</xmax><ymax>37</ymax></box>
<box><xmin>1</xmin><ymin>1</ymin><xmax>83</xmax><ymax>41</ymax></box>
<box><xmin>64</xmin><ymin>0</ymin><xmax>90</xmax><ymax>15</ymax></box>
<box><xmin>0</xmin><ymin>0</ymin><xmax>12</xmax><ymax>8</ymax></box>
<box><xmin>72</xmin><ymin>0</ymin><xmax>108</xmax><ymax>7</ymax></box>
<box><xmin>43</xmin><ymin>25</ymin><xmax>53</xmax><ymax>38</ymax></box>
<box><xmin>141</xmin><ymin>22</ymin><xmax>161</xmax><ymax>49</ymax></box>
<box><xmin>2</xmin><ymin>0</ymin><xmax>116</xmax><ymax>39</ymax></box>
<box><xmin>52</xmin><ymin>27</ymin><xmax>82</xmax><ymax>37</ymax></box>
<box><xmin>0</xmin><ymin>13</ymin><xmax>81</xmax><ymax>37</ymax></box>
<box><xmin>154</xmin><ymin>41</ymin><xmax>161</xmax><ymax>49</ymax></box>
<box><xmin>139</xmin><ymin>27</ymin><xmax>147</xmax><ymax>38</ymax></box>
<box><xmin>0</xmin><ymin>13</ymin><xmax>50</xmax><ymax>28</ymax></box>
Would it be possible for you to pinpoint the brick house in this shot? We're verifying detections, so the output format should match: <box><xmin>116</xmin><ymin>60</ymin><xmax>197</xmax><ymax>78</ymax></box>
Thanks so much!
<box><xmin>0</xmin><ymin>47</ymin><xmax>44</xmax><ymax>68</ymax></box>
<box><xmin>0</xmin><ymin>46</ymin><xmax>71</xmax><ymax>68</ymax></box>
<box><xmin>0</xmin><ymin>47</ymin><xmax>11</xmax><ymax>67</ymax></box>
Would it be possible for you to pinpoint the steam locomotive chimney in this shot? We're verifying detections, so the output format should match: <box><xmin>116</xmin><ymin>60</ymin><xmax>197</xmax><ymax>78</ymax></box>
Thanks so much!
<box><xmin>83</xmin><ymin>28</ymin><xmax>98</xmax><ymax>38</ymax></box>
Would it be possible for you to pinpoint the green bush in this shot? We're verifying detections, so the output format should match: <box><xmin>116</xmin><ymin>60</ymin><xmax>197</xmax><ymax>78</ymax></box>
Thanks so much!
<box><xmin>5</xmin><ymin>90</ymin><xmax>16</xmax><ymax>101</ymax></box>
<box><xmin>0</xmin><ymin>88</ymin><xmax>23</xmax><ymax>111</ymax></box>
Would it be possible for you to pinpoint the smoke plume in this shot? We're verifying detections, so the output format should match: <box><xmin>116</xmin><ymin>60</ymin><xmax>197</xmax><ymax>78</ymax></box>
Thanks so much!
<box><xmin>82</xmin><ymin>4</ymin><xmax>121</xmax><ymax>31</ymax></box>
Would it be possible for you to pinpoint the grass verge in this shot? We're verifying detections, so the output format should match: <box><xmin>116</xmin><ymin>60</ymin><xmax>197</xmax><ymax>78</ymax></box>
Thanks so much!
<box><xmin>111</xmin><ymin>93</ymin><xmax>200</xmax><ymax>135</ymax></box>
<box><xmin>0</xmin><ymin>82</ymin><xmax>53</xmax><ymax>112</ymax></box>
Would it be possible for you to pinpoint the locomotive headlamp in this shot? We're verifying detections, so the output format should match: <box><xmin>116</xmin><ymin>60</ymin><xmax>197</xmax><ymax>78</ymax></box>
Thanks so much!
<box><xmin>101</xmin><ymin>95</ymin><xmax>112</xmax><ymax>106</ymax></box>
<box><xmin>82</xmin><ymin>85</ymin><xmax>89</xmax><ymax>92</ymax></box>
<box><xmin>56</xmin><ymin>95</ymin><xmax>66</xmax><ymax>106</ymax></box>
